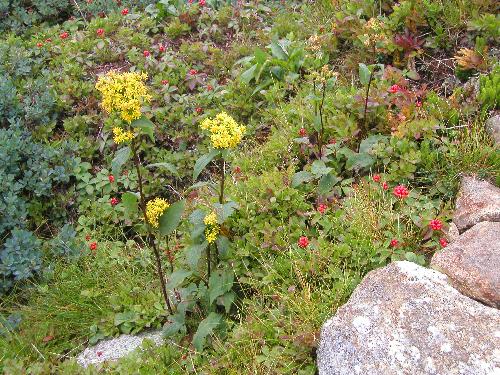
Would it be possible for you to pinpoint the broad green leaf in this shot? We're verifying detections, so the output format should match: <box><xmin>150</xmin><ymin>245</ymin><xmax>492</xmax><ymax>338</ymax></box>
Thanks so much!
<box><xmin>240</xmin><ymin>63</ymin><xmax>258</xmax><ymax>84</ymax></box>
<box><xmin>114</xmin><ymin>311</ymin><xmax>137</xmax><ymax>326</ymax></box>
<box><xmin>318</xmin><ymin>173</ymin><xmax>340</xmax><ymax>195</ymax></box>
<box><xmin>165</xmin><ymin>269</ymin><xmax>192</xmax><ymax>290</ymax></box>
<box><xmin>215</xmin><ymin>236</ymin><xmax>230</xmax><ymax>258</ymax></box>
<box><xmin>218</xmin><ymin>291</ymin><xmax>236</xmax><ymax>313</ymax></box>
<box><xmin>358</xmin><ymin>63</ymin><xmax>371</xmax><ymax>86</ymax></box>
<box><xmin>146</xmin><ymin>162</ymin><xmax>178</xmax><ymax>175</ymax></box>
<box><xmin>268</xmin><ymin>41</ymin><xmax>288</xmax><ymax>60</ymax></box>
<box><xmin>346</xmin><ymin>153</ymin><xmax>375</xmax><ymax>171</ymax></box>
<box><xmin>163</xmin><ymin>312</ymin><xmax>186</xmax><ymax>337</ymax></box>
<box><xmin>359</xmin><ymin>135</ymin><xmax>387</xmax><ymax>153</ymax></box>
<box><xmin>159</xmin><ymin>200</ymin><xmax>185</xmax><ymax>236</ymax></box>
<box><xmin>186</xmin><ymin>242</ymin><xmax>208</xmax><ymax>269</ymax></box>
<box><xmin>131</xmin><ymin>116</ymin><xmax>155</xmax><ymax>141</ymax></box>
<box><xmin>213</xmin><ymin>201</ymin><xmax>238</xmax><ymax>223</ymax></box>
<box><xmin>192</xmin><ymin>312</ymin><xmax>222</xmax><ymax>351</ymax></box>
<box><xmin>193</xmin><ymin>150</ymin><xmax>220</xmax><ymax>180</ymax></box>
<box><xmin>291</xmin><ymin>171</ymin><xmax>314</xmax><ymax>187</ymax></box>
<box><xmin>111</xmin><ymin>146</ymin><xmax>131</xmax><ymax>175</ymax></box>
<box><xmin>208</xmin><ymin>269</ymin><xmax>234</xmax><ymax>305</ymax></box>
<box><xmin>311</xmin><ymin>160</ymin><xmax>332</xmax><ymax>177</ymax></box>
<box><xmin>254</xmin><ymin>48</ymin><xmax>268</xmax><ymax>64</ymax></box>
<box><xmin>122</xmin><ymin>192</ymin><xmax>139</xmax><ymax>217</ymax></box>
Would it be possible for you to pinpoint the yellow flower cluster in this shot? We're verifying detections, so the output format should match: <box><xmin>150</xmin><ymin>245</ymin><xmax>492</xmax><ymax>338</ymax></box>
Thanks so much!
<box><xmin>112</xmin><ymin>127</ymin><xmax>135</xmax><ymax>144</ymax></box>
<box><xmin>95</xmin><ymin>71</ymin><xmax>151</xmax><ymax>123</ymax></box>
<box><xmin>146</xmin><ymin>198</ymin><xmax>169</xmax><ymax>228</ymax></box>
<box><xmin>362</xmin><ymin>18</ymin><xmax>387</xmax><ymax>47</ymax></box>
<box><xmin>200</xmin><ymin>112</ymin><xmax>246</xmax><ymax>149</ymax></box>
<box><xmin>204</xmin><ymin>211</ymin><xmax>220</xmax><ymax>243</ymax></box>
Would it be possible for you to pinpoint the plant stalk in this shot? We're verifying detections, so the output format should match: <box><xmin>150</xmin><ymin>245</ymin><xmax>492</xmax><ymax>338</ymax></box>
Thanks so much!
<box><xmin>219</xmin><ymin>158</ymin><xmax>225</xmax><ymax>204</ymax></box>
<box><xmin>131</xmin><ymin>140</ymin><xmax>173</xmax><ymax>315</ymax></box>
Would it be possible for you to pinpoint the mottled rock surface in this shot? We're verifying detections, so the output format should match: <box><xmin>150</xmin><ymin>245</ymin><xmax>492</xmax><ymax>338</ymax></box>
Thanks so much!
<box><xmin>77</xmin><ymin>330</ymin><xmax>164</xmax><ymax>368</ymax></box>
<box><xmin>432</xmin><ymin>221</ymin><xmax>500</xmax><ymax>308</ymax></box>
<box><xmin>485</xmin><ymin>113</ymin><xmax>500</xmax><ymax>144</ymax></box>
<box><xmin>453</xmin><ymin>176</ymin><xmax>500</xmax><ymax>232</ymax></box>
<box><xmin>317</xmin><ymin>261</ymin><xmax>500</xmax><ymax>375</ymax></box>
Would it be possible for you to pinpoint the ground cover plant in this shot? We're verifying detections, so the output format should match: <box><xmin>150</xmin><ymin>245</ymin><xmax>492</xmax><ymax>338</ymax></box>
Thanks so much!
<box><xmin>0</xmin><ymin>0</ymin><xmax>499</xmax><ymax>373</ymax></box>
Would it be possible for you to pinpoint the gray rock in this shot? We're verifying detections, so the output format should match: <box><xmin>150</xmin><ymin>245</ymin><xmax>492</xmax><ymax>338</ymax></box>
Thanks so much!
<box><xmin>485</xmin><ymin>114</ymin><xmax>500</xmax><ymax>145</ymax></box>
<box><xmin>431</xmin><ymin>221</ymin><xmax>500</xmax><ymax>308</ymax></box>
<box><xmin>446</xmin><ymin>222</ymin><xmax>460</xmax><ymax>243</ymax></box>
<box><xmin>453</xmin><ymin>176</ymin><xmax>500</xmax><ymax>233</ymax></box>
<box><xmin>317</xmin><ymin>261</ymin><xmax>500</xmax><ymax>375</ymax></box>
<box><xmin>77</xmin><ymin>329</ymin><xmax>164</xmax><ymax>368</ymax></box>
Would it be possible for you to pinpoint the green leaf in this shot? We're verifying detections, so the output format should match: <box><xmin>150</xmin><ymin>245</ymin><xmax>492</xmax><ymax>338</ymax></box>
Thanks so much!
<box><xmin>111</xmin><ymin>146</ymin><xmax>131</xmax><ymax>175</ymax></box>
<box><xmin>219</xmin><ymin>291</ymin><xmax>236</xmax><ymax>313</ymax></box>
<box><xmin>163</xmin><ymin>312</ymin><xmax>186</xmax><ymax>337</ymax></box>
<box><xmin>291</xmin><ymin>171</ymin><xmax>314</xmax><ymax>187</ymax></box>
<box><xmin>240</xmin><ymin>63</ymin><xmax>258</xmax><ymax>84</ymax></box>
<box><xmin>166</xmin><ymin>269</ymin><xmax>192</xmax><ymax>290</ymax></box>
<box><xmin>358</xmin><ymin>63</ymin><xmax>371</xmax><ymax>86</ymax></box>
<box><xmin>311</xmin><ymin>160</ymin><xmax>333</xmax><ymax>177</ymax></box>
<box><xmin>346</xmin><ymin>153</ymin><xmax>374</xmax><ymax>171</ymax></box>
<box><xmin>268</xmin><ymin>41</ymin><xmax>288</xmax><ymax>60</ymax></box>
<box><xmin>186</xmin><ymin>242</ymin><xmax>208</xmax><ymax>269</ymax></box>
<box><xmin>359</xmin><ymin>135</ymin><xmax>387</xmax><ymax>153</ymax></box>
<box><xmin>114</xmin><ymin>311</ymin><xmax>137</xmax><ymax>326</ymax></box>
<box><xmin>318</xmin><ymin>174</ymin><xmax>340</xmax><ymax>195</ymax></box>
<box><xmin>146</xmin><ymin>162</ymin><xmax>178</xmax><ymax>175</ymax></box>
<box><xmin>122</xmin><ymin>192</ymin><xmax>139</xmax><ymax>217</ymax></box>
<box><xmin>213</xmin><ymin>201</ymin><xmax>238</xmax><ymax>223</ymax></box>
<box><xmin>192</xmin><ymin>312</ymin><xmax>222</xmax><ymax>351</ymax></box>
<box><xmin>131</xmin><ymin>116</ymin><xmax>155</xmax><ymax>141</ymax></box>
<box><xmin>193</xmin><ymin>150</ymin><xmax>220</xmax><ymax>180</ymax></box>
<box><xmin>208</xmin><ymin>269</ymin><xmax>234</xmax><ymax>305</ymax></box>
<box><xmin>159</xmin><ymin>200</ymin><xmax>185</xmax><ymax>236</ymax></box>
<box><xmin>215</xmin><ymin>236</ymin><xmax>230</xmax><ymax>258</ymax></box>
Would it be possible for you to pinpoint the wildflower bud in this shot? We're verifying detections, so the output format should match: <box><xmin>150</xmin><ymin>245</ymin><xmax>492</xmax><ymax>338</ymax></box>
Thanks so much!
<box><xmin>382</xmin><ymin>182</ymin><xmax>389</xmax><ymax>190</ymax></box>
<box><xmin>207</xmin><ymin>84</ymin><xmax>213</xmax><ymax>91</ymax></box>
<box><xmin>390</xmin><ymin>239</ymin><xmax>399</xmax><ymax>248</ymax></box>
<box><xmin>85</xmin><ymin>234</ymin><xmax>91</xmax><ymax>241</ymax></box>
<box><xmin>45</xmin><ymin>38</ymin><xmax>52</xmax><ymax>42</ymax></box>
<box><xmin>233</xmin><ymin>166</ymin><xmax>241</xmax><ymax>174</ymax></box>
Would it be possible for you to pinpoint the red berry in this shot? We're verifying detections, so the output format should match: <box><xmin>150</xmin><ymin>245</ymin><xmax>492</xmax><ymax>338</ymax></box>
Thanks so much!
<box><xmin>36</xmin><ymin>42</ymin><xmax>43</xmax><ymax>47</ymax></box>
<box><xmin>45</xmin><ymin>38</ymin><xmax>52</xmax><ymax>42</ymax></box>
<box><xmin>121</xmin><ymin>8</ymin><xmax>129</xmax><ymax>15</ymax></box>
<box><xmin>416</xmin><ymin>100</ymin><xmax>422</xmax><ymax>107</ymax></box>
<box><xmin>207</xmin><ymin>84</ymin><xmax>213</xmax><ymax>91</ymax></box>
<box><xmin>108</xmin><ymin>175</ymin><xmax>115</xmax><ymax>183</ymax></box>
<box><xmin>159</xmin><ymin>45</ymin><xmax>165</xmax><ymax>52</ymax></box>
<box><xmin>143</xmin><ymin>50</ymin><xmax>150</xmax><ymax>57</ymax></box>
<box><xmin>110</xmin><ymin>197</ymin><xmax>119</xmax><ymax>206</ymax></box>
<box><xmin>60</xmin><ymin>31</ymin><xmax>69</xmax><ymax>39</ymax></box>
<box><xmin>372</xmin><ymin>174</ymin><xmax>381</xmax><ymax>183</ymax></box>
<box><xmin>85</xmin><ymin>234</ymin><xmax>91</xmax><ymax>241</ymax></box>
<box><xmin>389</xmin><ymin>84</ymin><xmax>400</xmax><ymax>93</ymax></box>
<box><xmin>233</xmin><ymin>166</ymin><xmax>241</xmax><ymax>174</ymax></box>
<box><xmin>298</xmin><ymin>236</ymin><xmax>309</xmax><ymax>249</ymax></box>
<box><xmin>299</xmin><ymin>127</ymin><xmax>307</xmax><ymax>137</ymax></box>
<box><xmin>317</xmin><ymin>203</ymin><xmax>327</xmax><ymax>214</ymax></box>
<box><xmin>393</xmin><ymin>184</ymin><xmax>409</xmax><ymax>199</ymax></box>
<box><xmin>439</xmin><ymin>238</ymin><xmax>448</xmax><ymax>248</ymax></box>
<box><xmin>199</xmin><ymin>0</ymin><xmax>206</xmax><ymax>5</ymax></box>
<box><xmin>429</xmin><ymin>219</ymin><xmax>443</xmax><ymax>231</ymax></box>
<box><xmin>195</xmin><ymin>107</ymin><xmax>203</xmax><ymax>114</ymax></box>
<box><xmin>382</xmin><ymin>182</ymin><xmax>389</xmax><ymax>190</ymax></box>
<box><xmin>96</xmin><ymin>28</ymin><xmax>104</xmax><ymax>37</ymax></box>
<box><xmin>161</xmin><ymin>79</ymin><xmax>169</xmax><ymax>85</ymax></box>
<box><xmin>89</xmin><ymin>242</ymin><xmax>97</xmax><ymax>251</ymax></box>
<box><xmin>390</xmin><ymin>238</ymin><xmax>399</xmax><ymax>248</ymax></box>
<box><xmin>329</xmin><ymin>138</ymin><xmax>337</xmax><ymax>144</ymax></box>
<box><xmin>189</xmin><ymin>69</ymin><xmax>197</xmax><ymax>75</ymax></box>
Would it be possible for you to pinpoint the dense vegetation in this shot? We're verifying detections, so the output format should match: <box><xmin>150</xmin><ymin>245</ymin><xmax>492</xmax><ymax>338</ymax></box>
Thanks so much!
<box><xmin>1</xmin><ymin>0</ymin><xmax>499</xmax><ymax>373</ymax></box>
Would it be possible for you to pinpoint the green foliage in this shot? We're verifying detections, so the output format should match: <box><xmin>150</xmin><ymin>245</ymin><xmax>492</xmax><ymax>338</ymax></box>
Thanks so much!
<box><xmin>479</xmin><ymin>66</ymin><xmax>500</xmax><ymax>110</ymax></box>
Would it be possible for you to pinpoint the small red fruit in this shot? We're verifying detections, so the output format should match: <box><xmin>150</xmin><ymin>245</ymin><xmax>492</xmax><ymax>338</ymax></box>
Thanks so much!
<box><xmin>36</xmin><ymin>42</ymin><xmax>43</xmax><ymax>47</ymax></box>
<box><xmin>189</xmin><ymin>69</ymin><xmax>197</xmax><ymax>75</ymax></box>
<box><xmin>110</xmin><ymin>197</ymin><xmax>119</xmax><ymax>206</ymax></box>
<box><xmin>298</xmin><ymin>127</ymin><xmax>307</xmax><ymax>137</ymax></box>
<box><xmin>233</xmin><ymin>166</ymin><xmax>241</xmax><ymax>174</ymax></box>
<box><xmin>416</xmin><ymin>100</ymin><xmax>422</xmax><ymax>107</ymax></box>
<box><xmin>45</xmin><ymin>38</ymin><xmax>52</xmax><ymax>42</ymax></box>
<box><xmin>199</xmin><ymin>0</ymin><xmax>206</xmax><ymax>5</ymax></box>
<box><xmin>195</xmin><ymin>107</ymin><xmax>203</xmax><ymax>114</ymax></box>
<box><xmin>207</xmin><ymin>84</ymin><xmax>213</xmax><ymax>91</ymax></box>
<box><xmin>89</xmin><ymin>242</ymin><xmax>97</xmax><ymax>251</ymax></box>
<box><xmin>60</xmin><ymin>31</ymin><xmax>69</xmax><ymax>39</ymax></box>
<box><xmin>96</xmin><ymin>28</ymin><xmax>104</xmax><ymax>37</ymax></box>
<box><xmin>329</xmin><ymin>138</ymin><xmax>337</xmax><ymax>144</ymax></box>
<box><xmin>161</xmin><ymin>79</ymin><xmax>169</xmax><ymax>85</ymax></box>
<box><xmin>393</xmin><ymin>184</ymin><xmax>409</xmax><ymax>199</ymax></box>
<box><xmin>85</xmin><ymin>234</ymin><xmax>91</xmax><ymax>241</ymax></box>
<box><xmin>429</xmin><ymin>219</ymin><xmax>443</xmax><ymax>231</ymax></box>
<box><xmin>121</xmin><ymin>8</ymin><xmax>129</xmax><ymax>15</ymax></box>
<box><xmin>143</xmin><ymin>50</ymin><xmax>150</xmax><ymax>57</ymax></box>
<box><xmin>439</xmin><ymin>238</ymin><xmax>448</xmax><ymax>248</ymax></box>
<box><xmin>159</xmin><ymin>45</ymin><xmax>165</xmax><ymax>52</ymax></box>
<box><xmin>390</xmin><ymin>238</ymin><xmax>399</xmax><ymax>248</ymax></box>
<box><xmin>108</xmin><ymin>175</ymin><xmax>115</xmax><ymax>183</ymax></box>
<box><xmin>298</xmin><ymin>236</ymin><xmax>309</xmax><ymax>249</ymax></box>
<box><xmin>317</xmin><ymin>203</ymin><xmax>327</xmax><ymax>214</ymax></box>
<box><xmin>372</xmin><ymin>174</ymin><xmax>381</xmax><ymax>183</ymax></box>
<box><xmin>389</xmin><ymin>84</ymin><xmax>400</xmax><ymax>93</ymax></box>
<box><xmin>382</xmin><ymin>182</ymin><xmax>389</xmax><ymax>190</ymax></box>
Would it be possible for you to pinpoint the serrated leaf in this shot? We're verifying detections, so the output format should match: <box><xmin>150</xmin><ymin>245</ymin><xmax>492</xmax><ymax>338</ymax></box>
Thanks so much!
<box><xmin>131</xmin><ymin>116</ymin><xmax>155</xmax><ymax>142</ymax></box>
<box><xmin>215</xmin><ymin>236</ymin><xmax>230</xmax><ymax>258</ymax></box>
<box><xmin>291</xmin><ymin>171</ymin><xmax>314</xmax><ymax>187</ymax></box>
<box><xmin>165</xmin><ymin>269</ymin><xmax>192</xmax><ymax>290</ymax></box>
<box><xmin>218</xmin><ymin>291</ymin><xmax>236</xmax><ymax>313</ymax></box>
<box><xmin>311</xmin><ymin>160</ymin><xmax>333</xmax><ymax>177</ymax></box>
<box><xmin>192</xmin><ymin>312</ymin><xmax>222</xmax><ymax>351</ymax></box>
<box><xmin>114</xmin><ymin>311</ymin><xmax>137</xmax><ymax>326</ymax></box>
<box><xmin>208</xmin><ymin>269</ymin><xmax>234</xmax><ymax>305</ymax></box>
<box><xmin>318</xmin><ymin>173</ymin><xmax>340</xmax><ymax>195</ymax></box>
<box><xmin>122</xmin><ymin>192</ymin><xmax>139</xmax><ymax>217</ymax></box>
<box><xmin>346</xmin><ymin>153</ymin><xmax>374</xmax><ymax>171</ymax></box>
<box><xmin>163</xmin><ymin>312</ymin><xmax>186</xmax><ymax>337</ymax></box>
<box><xmin>193</xmin><ymin>150</ymin><xmax>220</xmax><ymax>180</ymax></box>
<box><xmin>146</xmin><ymin>162</ymin><xmax>177</xmax><ymax>175</ymax></box>
<box><xmin>111</xmin><ymin>146</ymin><xmax>131</xmax><ymax>175</ymax></box>
<box><xmin>186</xmin><ymin>242</ymin><xmax>208</xmax><ymax>269</ymax></box>
<box><xmin>159</xmin><ymin>200</ymin><xmax>185</xmax><ymax>236</ymax></box>
<box><xmin>213</xmin><ymin>201</ymin><xmax>238</xmax><ymax>223</ymax></box>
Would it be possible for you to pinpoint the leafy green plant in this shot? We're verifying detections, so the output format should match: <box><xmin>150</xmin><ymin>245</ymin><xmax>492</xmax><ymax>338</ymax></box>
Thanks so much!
<box><xmin>478</xmin><ymin>66</ymin><xmax>500</xmax><ymax>110</ymax></box>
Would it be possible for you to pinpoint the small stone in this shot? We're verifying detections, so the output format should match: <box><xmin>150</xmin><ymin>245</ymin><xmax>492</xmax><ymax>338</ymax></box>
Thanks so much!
<box><xmin>431</xmin><ymin>221</ymin><xmax>500</xmax><ymax>308</ymax></box>
<box><xmin>77</xmin><ymin>330</ymin><xmax>164</xmax><ymax>368</ymax></box>
<box><xmin>452</xmin><ymin>175</ymin><xmax>500</xmax><ymax>233</ymax></box>
<box><xmin>445</xmin><ymin>222</ymin><xmax>460</xmax><ymax>243</ymax></box>
<box><xmin>485</xmin><ymin>113</ymin><xmax>500</xmax><ymax>145</ymax></box>
<box><xmin>317</xmin><ymin>261</ymin><xmax>500</xmax><ymax>375</ymax></box>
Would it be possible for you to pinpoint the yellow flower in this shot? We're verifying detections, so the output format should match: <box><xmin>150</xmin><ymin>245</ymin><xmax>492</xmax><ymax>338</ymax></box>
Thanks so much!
<box><xmin>112</xmin><ymin>127</ymin><xmax>135</xmax><ymax>144</ymax></box>
<box><xmin>95</xmin><ymin>71</ymin><xmax>151</xmax><ymax>123</ymax></box>
<box><xmin>146</xmin><ymin>198</ymin><xmax>169</xmax><ymax>228</ymax></box>
<box><xmin>204</xmin><ymin>211</ymin><xmax>220</xmax><ymax>243</ymax></box>
<box><xmin>200</xmin><ymin>112</ymin><xmax>246</xmax><ymax>149</ymax></box>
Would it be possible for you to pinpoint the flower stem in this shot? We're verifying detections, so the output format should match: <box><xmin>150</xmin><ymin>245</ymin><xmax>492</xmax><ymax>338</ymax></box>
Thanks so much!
<box><xmin>219</xmin><ymin>158</ymin><xmax>225</xmax><ymax>204</ymax></box>
<box><xmin>206</xmin><ymin>243</ymin><xmax>211</xmax><ymax>280</ymax></box>
<box><xmin>131</xmin><ymin>140</ymin><xmax>173</xmax><ymax>315</ymax></box>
